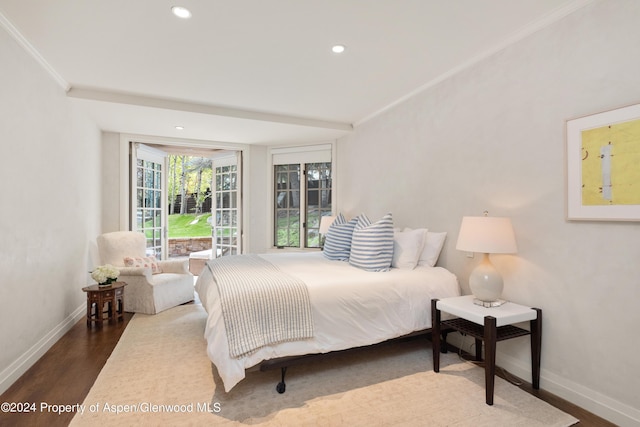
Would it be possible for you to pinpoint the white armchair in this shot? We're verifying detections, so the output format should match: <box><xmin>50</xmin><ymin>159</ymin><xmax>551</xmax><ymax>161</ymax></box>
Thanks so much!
<box><xmin>97</xmin><ymin>231</ymin><xmax>194</xmax><ymax>314</ymax></box>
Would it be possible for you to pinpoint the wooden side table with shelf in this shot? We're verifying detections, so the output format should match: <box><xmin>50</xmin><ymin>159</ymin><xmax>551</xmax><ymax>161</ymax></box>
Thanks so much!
<box><xmin>82</xmin><ymin>282</ymin><xmax>127</xmax><ymax>327</ymax></box>
<box><xmin>431</xmin><ymin>295</ymin><xmax>541</xmax><ymax>405</ymax></box>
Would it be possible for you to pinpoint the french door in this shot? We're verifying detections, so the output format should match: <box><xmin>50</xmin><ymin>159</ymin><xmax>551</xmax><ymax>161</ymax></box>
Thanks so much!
<box><xmin>212</xmin><ymin>151</ymin><xmax>242</xmax><ymax>257</ymax></box>
<box><xmin>131</xmin><ymin>143</ymin><xmax>167</xmax><ymax>259</ymax></box>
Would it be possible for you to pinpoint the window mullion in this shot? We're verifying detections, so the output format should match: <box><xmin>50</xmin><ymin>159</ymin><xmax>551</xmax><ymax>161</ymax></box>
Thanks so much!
<box><xmin>300</xmin><ymin>164</ymin><xmax>307</xmax><ymax>248</ymax></box>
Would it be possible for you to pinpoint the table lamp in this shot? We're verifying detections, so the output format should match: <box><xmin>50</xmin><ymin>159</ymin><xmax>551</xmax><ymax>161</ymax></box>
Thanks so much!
<box><xmin>319</xmin><ymin>215</ymin><xmax>336</xmax><ymax>248</ymax></box>
<box><xmin>456</xmin><ymin>213</ymin><xmax>517</xmax><ymax>307</ymax></box>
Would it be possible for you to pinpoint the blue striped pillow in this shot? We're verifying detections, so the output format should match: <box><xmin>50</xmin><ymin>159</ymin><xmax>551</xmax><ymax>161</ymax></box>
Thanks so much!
<box><xmin>349</xmin><ymin>213</ymin><xmax>394</xmax><ymax>272</ymax></box>
<box><xmin>323</xmin><ymin>213</ymin><xmax>358</xmax><ymax>261</ymax></box>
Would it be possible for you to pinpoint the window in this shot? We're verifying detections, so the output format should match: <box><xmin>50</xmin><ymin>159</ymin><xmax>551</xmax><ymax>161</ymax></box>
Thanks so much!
<box><xmin>272</xmin><ymin>144</ymin><xmax>334</xmax><ymax>248</ymax></box>
<box><xmin>305</xmin><ymin>162</ymin><xmax>332</xmax><ymax>246</ymax></box>
<box><xmin>274</xmin><ymin>162</ymin><xmax>332</xmax><ymax>248</ymax></box>
<box><xmin>274</xmin><ymin>164</ymin><xmax>301</xmax><ymax>247</ymax></box>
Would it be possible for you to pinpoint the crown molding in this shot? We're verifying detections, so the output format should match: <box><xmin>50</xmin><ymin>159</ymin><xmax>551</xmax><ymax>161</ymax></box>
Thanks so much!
<box><xmin>0</xmin><ymin>11</ymin><xmax>69</xmax><ymax>91</ymax></box>
<box><xmin>354</xmin><ymin>0</ymin><xmax>597</xmax><ymax>128</ymax></box>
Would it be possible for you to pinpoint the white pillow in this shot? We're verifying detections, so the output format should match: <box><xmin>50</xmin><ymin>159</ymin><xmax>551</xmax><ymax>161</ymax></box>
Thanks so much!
<box><xmin>391</xmin><ymin>228</ymin><xmax>427</xmax><ymax>269</ymax></box>
<box><xmin>349</xmin><ymin>213</ymin><xmax>394</xmax><ymax>272</ymax></box>
<box><xmin>123</xmin><ymin>255</ymin><xmax>162</xmax><ymax>274</ymax></box>
<box><xmin>404</xmin><ymin>228</ymin><xmax>447</xmax><ymax>267</ymax></box>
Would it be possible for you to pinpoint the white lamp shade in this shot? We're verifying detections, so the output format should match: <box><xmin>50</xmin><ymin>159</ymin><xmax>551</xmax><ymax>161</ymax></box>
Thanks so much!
<box><xmin>456</xmin><ymin>215</ymin><xmax>517</xmax><ymax>303</ymax></box>
<box><xmin>319</xmin><ymin>215</ymin><xmax>336</xmax><ymax>235</ymax></box>
<box><xmin>455</xmin><ymin>216</ymin><xmax>517</xmax><ymax>254</ymax></box>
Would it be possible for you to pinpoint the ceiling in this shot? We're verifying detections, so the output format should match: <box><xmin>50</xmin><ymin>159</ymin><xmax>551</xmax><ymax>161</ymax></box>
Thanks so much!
<box><xmin>0</xmin><ymin>0</ymin><xmax>590</xmax><ymax>145</ymax></box>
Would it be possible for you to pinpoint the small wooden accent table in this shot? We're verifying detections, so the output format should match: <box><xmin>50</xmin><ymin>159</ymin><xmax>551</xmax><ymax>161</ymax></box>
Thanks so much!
<box><xmin>82</xmin><ymin>282</ymin><xmax>127</xmax><ymax>327</ymax></box>
<box><xmin>432</xmin><ymin>296</ymin><xmax>542</xmax><ymax>405</ymax></box>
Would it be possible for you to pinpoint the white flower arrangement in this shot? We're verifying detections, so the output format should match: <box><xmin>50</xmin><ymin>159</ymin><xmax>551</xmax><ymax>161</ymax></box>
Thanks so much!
<box><xmin>91</xmin><ymin>264</ymin><xmax>119</xmax><ymax>286</ymax></box>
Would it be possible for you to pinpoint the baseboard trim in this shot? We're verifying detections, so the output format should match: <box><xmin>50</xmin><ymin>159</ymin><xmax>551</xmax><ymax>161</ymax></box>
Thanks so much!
<box><xmin>497</xmin><ymin>353</ymin><xmax>640</xmax><ymax>427</ymax></box>
<box><xmin>0</xmin><ymin>303</ymin><xmax>85</xmax><ymax>395</ymax></box>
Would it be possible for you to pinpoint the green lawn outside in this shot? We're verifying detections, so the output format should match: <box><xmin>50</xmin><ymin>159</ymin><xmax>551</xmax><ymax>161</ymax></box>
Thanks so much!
<box><xmin>168</xmin><ymin>214</ymin><xmax>212</xmax><ymax>238</ymax></box>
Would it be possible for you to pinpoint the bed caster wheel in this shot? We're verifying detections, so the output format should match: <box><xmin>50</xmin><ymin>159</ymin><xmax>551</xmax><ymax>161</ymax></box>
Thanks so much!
<box><xmin>276</xmin><ymin>382</ymin><xmax>286</xmax><ymax>394</ymax></box>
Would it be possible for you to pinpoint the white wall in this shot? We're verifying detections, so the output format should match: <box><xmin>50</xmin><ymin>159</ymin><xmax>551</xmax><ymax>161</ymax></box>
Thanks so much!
<box><xmin>244</xmin><ymin>144</ymin><xmax>269</xmax><ymax>254</ymax></box>
<box><xmin>0</xmin><ymin>26</ymin><xmax>102</xmax><ymax>393</ymax></box>
<box><xmin>337</xmin><ymin>1</ymin><xmax>640</xmax><ymax>425</ymax></box>
<box><xmin>101</xmin><ymin>132</ymin><xmax>123</xmax><ymax>233</ymax></box>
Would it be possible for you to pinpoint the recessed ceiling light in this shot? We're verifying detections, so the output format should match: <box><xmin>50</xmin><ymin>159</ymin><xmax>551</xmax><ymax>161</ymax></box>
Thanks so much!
<box><xmin>331</xmin><ymin>45</ymin><xmax>346</xmax><ymax>54</ymax></box>
<box><xmin>175</xmin><ymin>126</ymin><xmax>185</xmax><ymax>130</ymax></box>
<box><xmin>171</xmin><ymin>6</ymin><xmax>192</xmax><ymax>19</ymax></box>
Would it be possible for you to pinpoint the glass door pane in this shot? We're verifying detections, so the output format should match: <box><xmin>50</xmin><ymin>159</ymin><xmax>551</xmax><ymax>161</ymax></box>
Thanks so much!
<box><xmin>132</xmin><ymin>144</ymin><xmax>167</xmax><ymax>259</ymax></box>
<box><xmin>212</xmin><ymin>152</ymin><xmax>242</xmax><ymax>257</ymax></box>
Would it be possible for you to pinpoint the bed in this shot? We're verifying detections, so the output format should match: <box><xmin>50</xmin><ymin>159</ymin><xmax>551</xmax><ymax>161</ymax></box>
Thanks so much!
<box><xmin>195</xmin><ymin>250</ymin><xmax>460</xmax><ymax>393</ymax></box>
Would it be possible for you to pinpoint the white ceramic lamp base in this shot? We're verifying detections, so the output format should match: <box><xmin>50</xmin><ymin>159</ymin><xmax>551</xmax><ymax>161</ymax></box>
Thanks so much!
<box><xmin>469</xmin><ymin>253</ymin><xmax>504</xmax><ymax>304</ymax></box>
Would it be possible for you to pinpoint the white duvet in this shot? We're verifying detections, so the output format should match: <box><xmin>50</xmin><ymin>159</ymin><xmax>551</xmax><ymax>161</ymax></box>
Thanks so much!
<box><xmin>195</xmin><ymin>251</ymin><xmax>460</xmax><ymax>391</ymax></box>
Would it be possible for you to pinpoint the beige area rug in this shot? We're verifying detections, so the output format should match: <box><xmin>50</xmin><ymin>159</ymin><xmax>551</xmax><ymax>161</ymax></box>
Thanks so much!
<box><xmin>71</xmin><ymin>303</ymin><xmax>578</xmax><ymax>426</ymax></box>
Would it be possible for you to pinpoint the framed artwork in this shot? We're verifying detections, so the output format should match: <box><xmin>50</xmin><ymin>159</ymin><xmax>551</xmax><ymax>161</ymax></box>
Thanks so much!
<box><xmin>566</xmin><ymin>102</ymin><xmax>640</xmax><ymax>221</ymax></box>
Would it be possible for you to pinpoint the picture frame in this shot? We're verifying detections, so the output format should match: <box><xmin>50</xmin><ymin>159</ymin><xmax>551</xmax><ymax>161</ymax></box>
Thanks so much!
<box><xmin>566</xmin><ymin>102</ymin><xmax>640</xmax><ymax>221</ymax></box>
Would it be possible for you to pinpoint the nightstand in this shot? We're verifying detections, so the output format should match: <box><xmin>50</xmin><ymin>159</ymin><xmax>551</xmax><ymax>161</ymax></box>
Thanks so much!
<box><xmin>82</xmin><ymin>282</ymin><xmax>127</xmax><ymax>327</ymax></box>
<box><xmin>431</xmin><ymin>295</ymin><xmax>541</xmax><ymax>405</ymax></box>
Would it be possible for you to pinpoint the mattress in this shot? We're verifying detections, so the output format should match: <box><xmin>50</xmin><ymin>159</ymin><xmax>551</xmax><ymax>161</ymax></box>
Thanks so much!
<box><xmin>195</xmin><ymin>251</ymin><xmax>460</xmax><ymax>391</ymax></box>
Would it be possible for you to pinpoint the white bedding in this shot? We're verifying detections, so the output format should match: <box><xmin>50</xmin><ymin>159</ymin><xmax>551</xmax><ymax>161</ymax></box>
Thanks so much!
<box><xmin>195</xmin><ymin>251</ymin><xmax>460</xmax><ymax>392</ymax></box>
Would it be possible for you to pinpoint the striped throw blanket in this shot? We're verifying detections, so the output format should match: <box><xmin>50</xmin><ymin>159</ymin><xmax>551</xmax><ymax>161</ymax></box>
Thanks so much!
<box><xmin>207</xmin><ymin>255</ymin><xmax>314</xmax><ymax>358</ymax></box>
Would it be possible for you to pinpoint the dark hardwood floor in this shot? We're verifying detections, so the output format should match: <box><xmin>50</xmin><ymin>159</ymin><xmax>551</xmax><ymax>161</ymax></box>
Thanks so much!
<box><xmin>0</xmin><ymin>312</ymin><xmax>615</xmax><ymax>427</ymax></box>
<box><xmin>0</xmin><ymin>313</ymin><xmax>133</xmax><ymax>427</ymax></box>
